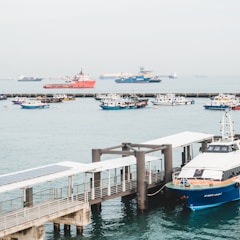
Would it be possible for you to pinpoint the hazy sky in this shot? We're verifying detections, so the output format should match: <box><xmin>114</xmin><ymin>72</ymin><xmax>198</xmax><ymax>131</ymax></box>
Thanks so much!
<box><xmin>0</xmin><ymin>0</ymin><xmax>239</xmax><ymax>78</ymax></box>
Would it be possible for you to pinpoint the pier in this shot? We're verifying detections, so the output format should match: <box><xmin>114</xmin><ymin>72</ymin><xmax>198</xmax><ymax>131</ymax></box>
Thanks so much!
<box><xmin>0</xmin><ymin>132</ymin><xmax>213</xmax><ymax>239</ymax></box>
<box><xmin>3</xmin><ymin>92</ymin><xmax>240</xmax><ymax>99</ymax></box>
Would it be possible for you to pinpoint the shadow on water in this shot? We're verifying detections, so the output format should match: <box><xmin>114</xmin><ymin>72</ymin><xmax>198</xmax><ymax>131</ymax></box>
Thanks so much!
<box><xmin>45</xmin><ymin>194</ymin><xmax>240</xmax><ymax>240</ymax></box>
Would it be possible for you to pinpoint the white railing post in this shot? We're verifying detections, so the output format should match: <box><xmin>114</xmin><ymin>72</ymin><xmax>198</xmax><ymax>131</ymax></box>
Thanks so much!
<box><xmin>123</xmin><ymin>167</ymin><xmax>126</xmax><ymax>192</ymax></box>
<box><xmin>149</xmin><ymin>162</ymin><xmax>152</xmax><ymax>184</ymax></box>
<box><xmin>108</xmin><ymin>170</ymin><xmax>111</xmax><ymax>196</ymax></box>
<box><xmin>91</xmin><ymin>174</ymin><xmax>95</xmax><ymax>200</ymax></box>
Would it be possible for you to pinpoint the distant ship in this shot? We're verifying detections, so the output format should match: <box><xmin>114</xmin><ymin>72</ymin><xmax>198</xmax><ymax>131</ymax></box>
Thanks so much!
<box><xmin>115</xmin><ymin>66</ymin><xmax>161</xmax><ymax>83</ymax></box>
<box><xmin>43</xmin><ymin>70</ymin><xmax>96</xmax><ymax>89</ymax></box>
<box><xmin>115</xmin><ymin>75</ymin><xmax>161</xmax><ymax>83</ymax></box>
<box><xmin>100</xmin><ymin>67</ymin><xmax>176</xmax><ymax>80</ymax></box>
<box><xmin>18</xmin><ymin>76</ymin><xmax>43</xmax><ymax>82</ymax></box>
<box><xmin>99</xmin><ymin>72</ymin><xmax>132</xmax><ymax>80</ymax></box>
<box><xmin>158</xmin><ymin>72</ymin><xmax>177</xmax><ymax>78</ymax></box>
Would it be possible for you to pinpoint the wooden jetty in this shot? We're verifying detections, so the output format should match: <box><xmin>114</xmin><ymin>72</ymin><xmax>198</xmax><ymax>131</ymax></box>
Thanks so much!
<box><xmin>0</xmin><ymin>132</ymin><xmax>214</xmax><ymax>239</ymax></box>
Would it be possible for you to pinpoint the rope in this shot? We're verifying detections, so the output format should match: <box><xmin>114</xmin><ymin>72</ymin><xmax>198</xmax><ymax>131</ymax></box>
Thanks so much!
<box><xmin>147</xmin><ymin>183</ymin><xmax>166</xmax><ymax>197</ymax></box>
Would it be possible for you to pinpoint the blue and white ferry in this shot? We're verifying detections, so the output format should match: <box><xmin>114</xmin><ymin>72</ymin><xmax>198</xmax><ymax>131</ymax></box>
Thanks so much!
<box><xmin>115</xmin><ymin>66</ymin><xmax>161</xmax><ymax>83</ymax></box>
<box><xmin>166</xmin><ymin>110</ymin><xmax>240</xmax><ymax>210</ymax></box>
<box><xmin>115</xmin><ymin>75</ymin><xmax>161</xmax><ymax>83</ymax></box>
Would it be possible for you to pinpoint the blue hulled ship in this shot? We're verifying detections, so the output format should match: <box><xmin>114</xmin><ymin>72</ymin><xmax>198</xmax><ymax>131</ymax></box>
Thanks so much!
<box><xmin>115</xmin><ymin>66</ymin><xmax>161</xmax><ymax>83</ymax></box>
<box><xmin>166</xmin><ymin>110</ymin><xmax>240</xmax><ymax>210</ymax></box>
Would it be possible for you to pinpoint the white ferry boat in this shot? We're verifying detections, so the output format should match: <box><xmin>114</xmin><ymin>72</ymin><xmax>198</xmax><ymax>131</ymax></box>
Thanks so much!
<box><xmin>166</xmin><ymin>110</ymin><xmax>240</xmax><ymax>210</ymax></box>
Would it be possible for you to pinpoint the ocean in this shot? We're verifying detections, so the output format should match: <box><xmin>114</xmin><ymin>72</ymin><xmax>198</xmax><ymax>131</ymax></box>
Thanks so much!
<box><xmin>1</xmin><ymin>75</ymin><xmax>240</xmax><ymax>239</ymax></box>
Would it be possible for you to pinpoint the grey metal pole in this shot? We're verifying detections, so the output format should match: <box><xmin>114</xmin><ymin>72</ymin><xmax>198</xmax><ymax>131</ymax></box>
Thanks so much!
<box><xmin>136</xmin><ymin>151</ymin><xmax>148</xmax><ymax>212</ymax></box>
<box><xmin>91</xmin><ymin>149</ymin><xmax>102</xmax><ymax>212</ymax></box>
<box><xmin>164</xmin><ymin>144</ymin><xmax>173</xmax><ymax>184</ymax></box>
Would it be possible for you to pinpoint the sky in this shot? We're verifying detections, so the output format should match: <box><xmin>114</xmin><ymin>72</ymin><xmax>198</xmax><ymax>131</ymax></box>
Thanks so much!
<box><xmin>0</xmin><ymin>0</ymin><xmax>240</xmax><ymax>78</ymax></box>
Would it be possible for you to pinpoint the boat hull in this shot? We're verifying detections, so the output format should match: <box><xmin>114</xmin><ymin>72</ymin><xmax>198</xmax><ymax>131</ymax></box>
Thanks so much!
<box><xmin>166</xmin><ymin>181</ymin><xmax>240</xmax><ymax>210</ymax></box>
<box><xmin>231</xmin><ymin>105</ymin><xmax>240</xmax><ymax>110</ymax></box>
<box><xmin>21</xmin><ymin>104</ymin><xmax>49</xmax><ymax>109</ymax></box>
<box><xmin>204</xmin><ymin>105</ymin><xmax>231</xmax><ymax>110</ymax></box>
<box><xmin>18</xmin><ymin>78</ymin><xmax>43</xmax><ymax>82</ymax></box>
<box><xmin>115</xmin><ymin>75</ymin><xmax>159</xmax><ymax>83</ymax></box>
<box><xmin>100</xmin><ymin>105</ymin><xmax>128</xmax><ymax>110</ymax></box>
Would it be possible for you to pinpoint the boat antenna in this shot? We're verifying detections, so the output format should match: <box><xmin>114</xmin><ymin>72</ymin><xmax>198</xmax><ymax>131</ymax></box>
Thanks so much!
<box><xmin>220</xmin><ymin>109</ymin><xmax>234</xmax><ymax>141</ymax></box>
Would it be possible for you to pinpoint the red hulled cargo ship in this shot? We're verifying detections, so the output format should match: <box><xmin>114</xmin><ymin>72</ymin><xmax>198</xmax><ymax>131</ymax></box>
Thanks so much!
<box><xmin>43</xmin><ymin>70</ymin><xmax>96</xmax><ymax>88</ymax></box>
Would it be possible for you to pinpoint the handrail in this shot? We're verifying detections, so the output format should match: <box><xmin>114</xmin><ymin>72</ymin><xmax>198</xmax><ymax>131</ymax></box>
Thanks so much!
<box><xmin>0</xmin><ymin>171</ymin><xmax>162</xmax><ymax>214</ymax></box>
<box><xmin>0</xmin><ymin>196</ymin><xmax>84</xmax><ymax>232</ymax></box>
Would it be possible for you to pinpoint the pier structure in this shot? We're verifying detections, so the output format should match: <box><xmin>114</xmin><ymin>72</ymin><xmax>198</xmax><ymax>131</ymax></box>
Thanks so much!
<box><xmin>3</xmin><ymin>92</ymin><xmax>240</xmax><ymax>99</ymax></box>
<box><xmin>0</xmin><ymin>131</ymin><xmax>213</xmax><ymax>239</ymax></box>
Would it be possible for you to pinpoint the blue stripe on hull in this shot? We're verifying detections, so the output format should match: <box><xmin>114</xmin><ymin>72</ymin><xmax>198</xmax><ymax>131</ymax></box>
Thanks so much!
<box><xmin>204</xmin><ymin>105</ymin><xmax>231</xmax><ymax>110</ymax></box>
<box><xmin>166</xmin><ymin>182</ymin><xmax>240</xmax><ymax>210</ymax></box>
<box><xmin>100</xmin><ymin>106</ymin><xmax>128</xmax><ymax>110</ymax></box>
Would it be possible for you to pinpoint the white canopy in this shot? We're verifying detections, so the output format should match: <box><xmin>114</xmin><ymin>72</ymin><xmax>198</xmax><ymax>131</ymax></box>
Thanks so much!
<box><xmin>0</xmin><ymin>131</ymin><xmax>214</xmax><ymax>193</ymax></box>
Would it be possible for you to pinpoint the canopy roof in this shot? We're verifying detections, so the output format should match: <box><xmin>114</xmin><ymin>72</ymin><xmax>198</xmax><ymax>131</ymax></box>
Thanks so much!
<box><xmin>0</xmin><ymin>131</ymin><xmax>214</xmax><ymax>193</ymax></box>
<box><xmin>143</xmin><ymin>131</ymin><xmax>214</xmax><ymax>148</ymax></box>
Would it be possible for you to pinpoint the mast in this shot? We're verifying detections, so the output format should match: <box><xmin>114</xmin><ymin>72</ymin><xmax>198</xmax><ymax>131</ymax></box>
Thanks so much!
<box><xmin>220</xmin><ymin>110</ymin><xmax>234</xmax><ymax>141</ymax></box>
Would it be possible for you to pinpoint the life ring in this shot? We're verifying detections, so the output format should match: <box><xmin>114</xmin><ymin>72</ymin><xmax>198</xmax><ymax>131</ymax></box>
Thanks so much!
<box><xmin>235</xmin><ymin>182</ymin><xmax>240</xmax><ymax>188</ymax></box>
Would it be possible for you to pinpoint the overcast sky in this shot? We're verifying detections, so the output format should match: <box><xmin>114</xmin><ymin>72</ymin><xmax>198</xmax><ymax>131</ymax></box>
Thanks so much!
<box><xmin>0</xmin><ymin>0</ymin><xmax>239</xmax><ymax>78</ymax></box>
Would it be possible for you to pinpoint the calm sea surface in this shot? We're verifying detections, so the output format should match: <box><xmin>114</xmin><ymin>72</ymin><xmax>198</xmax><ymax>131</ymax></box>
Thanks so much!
<box><xmin>1</xmin><ymin>75</ymin><xmax>240</xmax><ymax>239</ymax></box>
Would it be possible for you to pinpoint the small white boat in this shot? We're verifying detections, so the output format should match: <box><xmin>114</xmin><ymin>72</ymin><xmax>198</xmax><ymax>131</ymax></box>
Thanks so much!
<box><xmin>12</xmin><ymin>97</ymin><xmax>26</xmax><ymax>105</ymax></box>
<box><xmin>18</xmin><ymin>75</ymin><xmax>43</xmax><ymax>82</ymax></box>
<box><xmin>21</xmin><ymin>100</ymin><xmax>50</xmax><ymax>109</ymax></box>
<box><xmin>95</xmin><ymin>93</ymin><xmax>122</xmax><ymax>101</ymax></box>
<box><xmin>152</xmin><ymin>93</ymin><xmax>194</xmax><ymax>106</ymax></box>
<box><xmin>203</xmin><ymin>93</ymin><xmax>240</xmax><ymax>110</ymax></box>
<box><xmin>100</xmin><ymin>99</ymin><xmax>128</xmax><ymax>110</ymax></box>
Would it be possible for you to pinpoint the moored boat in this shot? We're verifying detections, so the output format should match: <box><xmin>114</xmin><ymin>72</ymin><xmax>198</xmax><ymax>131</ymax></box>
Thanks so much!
<box><xmin>0</xmin><ymin>94</ymin><xmax>7</xmax><ymax>100</ymax></box>
<box><xmin>203</xmin><ymin>93</ymin><xmax>240</xmax><ymax>110</ymax></box>
<box><xmin>100</xmin><ymin>95</ymin><xmax>148</xmax><ymax>110</ymax></box>
<box><xmin>43</xmin><ymin>70</ymin><xmax>96</xmax><ymax>88</ymax></box>
<box><xmin>12</xmin><ymin>97</ymin><xmax>26</xmax><ymax>104</ymax></box>
<box><xmin>53</xmin><ymin>94</ymin><xmax>76</xmax><ymax>101</ymax></box>
<box><xmin>36</xmin><ymin>96</ymin><xmax>63</xmax><ymax>103</ymax></box>
<box><xmin>95</xmin><ymin>93</ymin><xmax>122</xmax><ymax>101</ymax></box>
<box><xmin>166</xmin><ymin>110</ymin><xmax>240</xmax><ymax>210</ymax></box>
<box><xmin>152</xmin><ymin>93</ymin><xmax>195</xmax><ymax>106</ymax></box>
<box><xmin>21</xmin><ymin>100</ymin><xmax>50</xmax><ymax>109</ymax></box>
<box><xmin>100</xmin><ymin>100</ymin><xmax>128</xmax><ymax>110</ymax></box>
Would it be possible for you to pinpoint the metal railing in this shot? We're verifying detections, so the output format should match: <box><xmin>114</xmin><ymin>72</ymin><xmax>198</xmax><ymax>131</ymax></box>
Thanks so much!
<box><xmin>0</xmin><ymin>171</ymin><xmax>163</xmax><ymax>237</ymax></box>
<box><xmin>0</xmin><ymin>197</ymin><xmax>86</xmax><ymax>236</ymax></box>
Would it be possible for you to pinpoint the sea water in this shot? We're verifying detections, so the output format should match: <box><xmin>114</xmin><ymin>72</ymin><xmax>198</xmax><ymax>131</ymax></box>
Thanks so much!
<box><xmin>1</xmin><ymin>75</ymin><xmax>240</xmax><ymax>239</ymax></box>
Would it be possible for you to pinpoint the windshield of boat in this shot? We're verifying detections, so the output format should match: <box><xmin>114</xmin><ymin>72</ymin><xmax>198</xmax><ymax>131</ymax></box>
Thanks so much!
<box><xmin>206</xmin><ymin>144</ymin><xmax>239</xmax><ymax>152</ymax></box>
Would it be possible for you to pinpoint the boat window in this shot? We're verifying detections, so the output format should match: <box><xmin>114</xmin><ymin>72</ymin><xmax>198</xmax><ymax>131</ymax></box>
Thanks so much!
<box><xmin>206</xmin><ymin>145</ymin><xmax>230</xmax><ymax>152</ymax></box>
<box><xmin>193</xmin><ymin>169</ymin><xmax>204</xmax><ymax>177</ymax></box>
<box><xmin>233</xmin><ymin>144</ymin><xmax>239</xmax><ymax>151</ymax></box>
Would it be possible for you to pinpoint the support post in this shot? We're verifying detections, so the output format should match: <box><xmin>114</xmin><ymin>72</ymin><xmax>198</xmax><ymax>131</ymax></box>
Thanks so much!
<box><xmin>53</xmin><ymin>223</ymin><xmax>60</xmax><ymax>235</ymax></box>
<box><xmin>181</xmin><ymin>145</ymin><xmax>191</xmax><ymax>166</ymax></box>
<box><xmin>91</xmin><ymin>149</ymin><xmax>102</xmax><ymax>213</ymax></box>
<box><xmin>122</xmin><ymin>143</ymin><xmax>130</xmax><ymax>180</ymax></box>
<box><xmin>64</xmin><ymin>224</ymin><xmax>71</xmax><ymax>236</ymax></box>
<box><xmin>136</xmin><ymin>151</ymin><xmax>148</xmax><ymax>212</ymax></box>
<box><xmin>68</xmin><ymin>175</ymin><xmax>73</xmax><ymax>199</ymax></box>
<box><xmin>164</xmin><ymin>144</ymin><xmax>173</xmax><ymax>184</ymax></box>
<box><xmin>76</xmin><ymin>225</ymin><xmax>83</xmax><ymax>235</ymax></box>
<box><xmin>25</xmin><ymin>187</ymin><xmax>33</xmax><ymax>207</ymax></box>
<box><xmin>201</xmin><ymin>141</ymin><xmax>208</xmax><ymax>152</ymax></box>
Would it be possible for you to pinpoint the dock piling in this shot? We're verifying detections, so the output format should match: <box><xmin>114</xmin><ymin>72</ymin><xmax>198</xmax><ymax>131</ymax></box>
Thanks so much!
<box><xmin>136</xmin><ymin>151</ymin><xmax>148</xmax><ymax>212</ymax></box>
